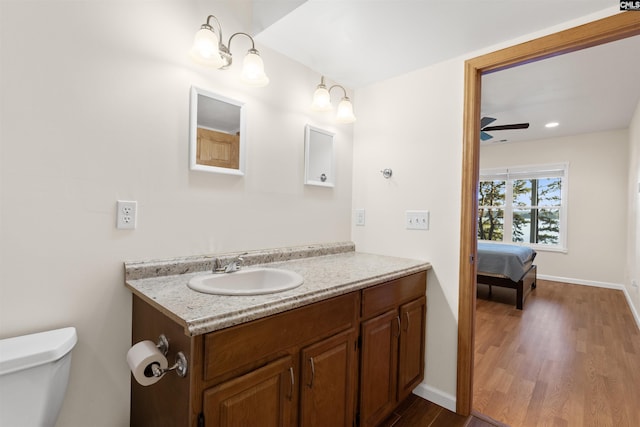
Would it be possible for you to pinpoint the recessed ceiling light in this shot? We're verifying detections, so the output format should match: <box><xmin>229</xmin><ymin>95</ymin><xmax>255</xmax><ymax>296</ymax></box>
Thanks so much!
<box><xmin>545</xmin><ymin>122</ymin><xmax>559</xmax><ymax>128</ymax></box>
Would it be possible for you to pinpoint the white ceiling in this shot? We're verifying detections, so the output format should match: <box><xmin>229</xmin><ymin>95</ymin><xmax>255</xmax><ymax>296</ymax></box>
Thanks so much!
<box><xmin>253</xmin><ymin>1</ymin><xmax>640</xmax><ymax>143</ymax></box>
<box><xmin>480</xmin><ymin>34</ymin><xmax>640</xmax><ymax>143</ymax></box>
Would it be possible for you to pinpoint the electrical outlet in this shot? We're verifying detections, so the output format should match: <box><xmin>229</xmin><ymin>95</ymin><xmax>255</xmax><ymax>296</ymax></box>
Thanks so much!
<box><xmin>405</xmin><ymin>210</ymin><xmax>429</xmax><ymax>230</ymax></box>
<box><xmin>355</xmin><ymin>209</ymin><xmax>366</xmax><ymax>226</ymax></box>
<box><xmin>117</xmin><ymin>200</ymin><xmax>137</xmax><ymax>230</ymax></box>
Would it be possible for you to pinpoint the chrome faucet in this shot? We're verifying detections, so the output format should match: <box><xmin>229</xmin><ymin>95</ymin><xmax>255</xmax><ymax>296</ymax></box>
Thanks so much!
<box><xmin>214</xmin><ymin>252</ymin><xmax>248</xmax><ymax>273</ymax></box>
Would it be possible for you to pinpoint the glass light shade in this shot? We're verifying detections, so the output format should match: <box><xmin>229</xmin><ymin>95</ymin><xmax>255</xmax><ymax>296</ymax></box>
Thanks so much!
<box><xmin>336</xmin><ymin>98</ymin><xmax>356</xmax><ymax>123</ymax></box>
<box><xmin>311</xmin><ymin>86</ymin><xmax>332</xmax><ymax>111</ymax></box>
<box><xmin>190</xmin><ymin>28</ymin><xmax>224</xmax><ymax>68</ymax></box>
<box><xmin>240</xmin><ymin>51</ymin><xmax>269</xmax><ymax>87</ymax></box>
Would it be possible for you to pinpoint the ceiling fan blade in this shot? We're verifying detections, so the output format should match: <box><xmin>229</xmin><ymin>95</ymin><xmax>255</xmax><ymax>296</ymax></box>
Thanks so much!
<box><xmin>480</xmin><ymin>131</ymin><xmax>493</xmax><ymax>141</ymax></box>
<box><xmin>482</xmin><ymin>123</ymin><xmax>530</xmax><ymax>131</ymax></box>
<box><xmin>480</xmin><ymin>117</ymin><xmax>496</xmax><ymax>128</ymax></box>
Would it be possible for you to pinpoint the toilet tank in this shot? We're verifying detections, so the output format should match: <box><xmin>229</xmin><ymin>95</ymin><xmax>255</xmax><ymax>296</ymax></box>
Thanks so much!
<box><xmin>0</xmin><ymin>327</ymin><xmax>77</xmax><ymax>427</ymax></box>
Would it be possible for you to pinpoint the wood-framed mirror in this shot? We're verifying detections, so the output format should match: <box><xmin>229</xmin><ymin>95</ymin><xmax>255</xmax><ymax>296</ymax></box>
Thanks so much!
<box><xmin>189</xmin><ymin>86</ymin><xmax>246</xmax><ymax>175</ymax></box>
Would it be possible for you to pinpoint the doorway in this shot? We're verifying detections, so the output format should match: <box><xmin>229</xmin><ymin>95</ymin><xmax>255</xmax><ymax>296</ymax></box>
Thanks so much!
<box><xmin>456</xmin><ymin>12</ymin><xmax>640</xmax><ymax>416</ymax></box>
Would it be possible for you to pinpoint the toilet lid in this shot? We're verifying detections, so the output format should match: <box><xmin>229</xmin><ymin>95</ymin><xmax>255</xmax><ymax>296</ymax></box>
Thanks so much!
<box><xmin>0</xmin><ymin>327</ymin><xmax>77</xmax><ymax>375</ymax></box>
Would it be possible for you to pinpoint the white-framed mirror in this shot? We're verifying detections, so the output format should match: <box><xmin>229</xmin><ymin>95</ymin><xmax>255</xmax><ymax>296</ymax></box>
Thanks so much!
<box><xmin>304</xmin><ymin>124</ymin><xmax>335</xmax><ymax>187</ymax></box>
<box><xmin>189</xmin><ymin>86</ymin><xmax>246</xmax><ymax>175</ymax></box>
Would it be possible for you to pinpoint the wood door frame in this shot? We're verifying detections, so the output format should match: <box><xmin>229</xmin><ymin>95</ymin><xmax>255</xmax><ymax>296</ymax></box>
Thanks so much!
<box><xmin>456</xmin><ymin>12</ymin><xmax>640</xmax><ymax>415</ymax></box>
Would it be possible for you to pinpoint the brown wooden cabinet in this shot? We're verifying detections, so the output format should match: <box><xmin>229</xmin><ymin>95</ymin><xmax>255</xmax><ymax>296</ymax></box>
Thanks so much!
<box><xmin>200</xmin><ymin>293</ymin><xmax>359</xmax><ymax>427</ymax></box>
<box><xmin>203</xmin><ymin>356</ymin><xmax>294</xmax><ymax>427</ymax></box>
<box><xmin>130</xmin><ymin>271</ymin><xmax>426</xmax><ymax>427</ymax></box>
<box><xmin>359</xmin><ymin>310</ymin><xmax>399</xmax><ymax>427</ymax></box>
<box><xmin>359</xmin><ymin>273</ymin><xmax>427</xmax><ymax>427</ymax></box>
<box><xmin>299</xmin><ymin>329</ymin><xmax>357</xmax><ymax>427</ymax></box>
<box><xmin>398</xmin><ymin>297</ymin><xmax>426</xmax><ymax>401</ymax></box>
<box><xmin>196</xmin><ymin>127</ymin><xmax>240</xmax><ymax>169</ymax></box>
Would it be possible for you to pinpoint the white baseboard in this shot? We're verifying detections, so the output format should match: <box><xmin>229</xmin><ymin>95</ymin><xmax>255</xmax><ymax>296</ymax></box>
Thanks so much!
<box><xmin>412</xmin><ymin>382</ymin><xmax>456</xmax><ymax>413</ymax></box>
<box><xmin>622</xmin><ymin>287</ymin><xmax>640</xmax><ymax>331</ymax></box>
<box><xmin>537</xmin><ymin>274</ymin><xmax>624</xmax><ymax>290</ymax></box>
<box><xmin>537</xmin><ymin>274</ymin><xmax>640</xmax><ymax>331</ymax></box>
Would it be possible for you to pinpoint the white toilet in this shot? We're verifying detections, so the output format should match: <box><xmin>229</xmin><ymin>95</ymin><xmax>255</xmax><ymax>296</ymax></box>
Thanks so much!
<box><xmin>0</xmin><ymin>327</ymin><xmax>77</xmax><ymax>427</ymax></box>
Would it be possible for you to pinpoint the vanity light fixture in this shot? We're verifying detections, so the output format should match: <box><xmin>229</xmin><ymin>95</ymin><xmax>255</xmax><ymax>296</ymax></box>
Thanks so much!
<box><xmin>311</xmin><ymin>76</ymin><xmax>356</xmax><ymax>123</ymax></box>
<box><xmin>190</xmin><ymin>14</ymin><xmax>269</xmax><ymax>87</ymax></box>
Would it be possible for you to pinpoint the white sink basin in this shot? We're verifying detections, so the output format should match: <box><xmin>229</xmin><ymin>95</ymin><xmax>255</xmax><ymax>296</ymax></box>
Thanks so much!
<box><xmin>187</xmin><ymin>268</ymin><xmax>304</xmax><ymax>296</ymax></box>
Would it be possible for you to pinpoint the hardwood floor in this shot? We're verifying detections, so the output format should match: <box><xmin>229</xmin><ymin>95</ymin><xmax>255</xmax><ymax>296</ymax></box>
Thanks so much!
<box><xmin>474</xmin><ymin>279</ymin><xmax>640</xmax><ymax>426</ymax></box>
<box><xmin>380</xmin><ymin>393</ymin><xmax>506</xmax><ymax>427</ymax></box>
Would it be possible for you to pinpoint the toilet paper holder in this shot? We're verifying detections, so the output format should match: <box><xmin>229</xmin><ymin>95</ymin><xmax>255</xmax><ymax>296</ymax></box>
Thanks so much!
<box><xmin>148</xmin><ymin>352</ymin><xmax>188</xmax><ymax>379</ymax></box>
<box><xmin>148</xmin><ymin>334</ymin><xmax>188</xmax><ymax>378</ymax></box>
<box><xmin>156</xmin><ymin>334</ymin><xmax>169</xmax><ymax>356</ymax></box>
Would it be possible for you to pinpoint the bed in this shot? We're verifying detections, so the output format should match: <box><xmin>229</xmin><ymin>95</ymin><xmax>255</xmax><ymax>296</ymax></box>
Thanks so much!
<box><xmin>476</xmin><ymin>242</ymin><xmax>537</xmax><ymax>310</ymax></box>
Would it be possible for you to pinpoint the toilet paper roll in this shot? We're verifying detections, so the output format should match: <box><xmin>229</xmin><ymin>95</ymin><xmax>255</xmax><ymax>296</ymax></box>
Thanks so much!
<box><xmin>126</xmin><ymin>340</ymin><xmax>168</xmax><ymax>386</ymax></box>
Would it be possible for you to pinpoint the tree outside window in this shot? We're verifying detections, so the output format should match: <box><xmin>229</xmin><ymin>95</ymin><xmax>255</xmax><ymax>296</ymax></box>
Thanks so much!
<box><xmin>478</xmin><ymin>180</ymin><xmax>505</xmax><ymax>241</ymax></box>
<box><xmin>478</xmin><ymin>164</ymin><xmax>566</xmax><ymax>250</ymax></box>
<box><xmin>512</xmin><ymin>178</ymin><xmax>561</xmax><ymax>245</ymax></box>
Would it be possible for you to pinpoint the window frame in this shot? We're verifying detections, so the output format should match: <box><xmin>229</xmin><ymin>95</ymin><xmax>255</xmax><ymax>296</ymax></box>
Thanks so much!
<box><xmin>478</xmin><ymin>162</ymin><xmax>569</xmax><ymax>253</ymax></box>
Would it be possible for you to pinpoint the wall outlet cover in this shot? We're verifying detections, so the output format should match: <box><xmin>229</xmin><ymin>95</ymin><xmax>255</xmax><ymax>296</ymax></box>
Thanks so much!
<box><xmin>117</xmin><ymin>200</ymin><xmax>137</xmax><ymax>230</ymax></box>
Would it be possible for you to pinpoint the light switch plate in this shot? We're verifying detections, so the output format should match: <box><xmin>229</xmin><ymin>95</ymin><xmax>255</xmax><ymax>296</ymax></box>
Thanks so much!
<box><xmin>405</xmin><ymin>210</ymin><xmax>429</xmax><ymax>230</ymax></box>
<box><xmin>355</xmin><ymin>209</ymin><xmax>366</xmax><ymax>226</ymax></box>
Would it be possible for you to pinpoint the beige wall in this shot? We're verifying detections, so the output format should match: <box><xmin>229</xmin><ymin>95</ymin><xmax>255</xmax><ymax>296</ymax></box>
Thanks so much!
<box><xmin>352</xmin><ymin>58</ymin><xmax>464</xmax><ymax>405</ymax></box>
<box><xmin>626</xmin><ymin>99</ymin><xmax>640</xmax><ymax>323</ymax></box>
<box><xmin>480</xmin><ymin>130</ymin><xmax>629</xmax><ymax>286</ymax></box>
<box><xmin>0</xmin><ymin>2</ymin><xmax>353</xmax><ymax>426</ymax></box>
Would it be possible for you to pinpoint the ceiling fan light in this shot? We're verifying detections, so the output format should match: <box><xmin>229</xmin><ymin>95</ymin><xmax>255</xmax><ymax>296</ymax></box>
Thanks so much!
<box><xmin>190</xmin><ymin>27</ymin><xmax>224</xmax><ymax>68</ymax></box>
<box><xmin>336</xmin><ymin>97</ymin><xmax>356</xmax><ymax>123</ymax></box>
<box><xmin>545</xmin><ymin>122</ymin><xmax>559</xmax><ymax>128</ymax></box>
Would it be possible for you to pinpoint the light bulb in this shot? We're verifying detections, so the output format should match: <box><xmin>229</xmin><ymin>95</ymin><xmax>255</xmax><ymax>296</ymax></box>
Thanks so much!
<box><xmin>240</xmin><ymin>50</ymin><xmax>269</xmax><ymax>87</ymax></box>
<box><xmin>190</xmin><ymin>27</ymin><xmax>224</xmax><ymax>68</ymax></box>
<box><xmin>311</xmin><ymin>85</ymin><xmax>332</xmax><ymax>111</ymax></box>
<box><xmin>336</xmin><ymin>97</ymin><xmax>356</xmax><ymax>123</ymax></box>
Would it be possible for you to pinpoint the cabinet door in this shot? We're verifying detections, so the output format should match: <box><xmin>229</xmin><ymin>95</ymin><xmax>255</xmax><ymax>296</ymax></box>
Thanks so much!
<box><xmin>398</xmin><ymin>296</ymin><xmax>426</xmax><ymax>401</ymax></box>
<box><xmin>196</xmin><ymin>127</ymin><xmax>240</xmax><ymax>169</ymax></box>
<box><xmin>359</xmin><ymin>310</ymin><xmax>399</xmax><ymax>427</ymax></box>
<box><xmin>203</xmin><ymin>356</ymin><xmax>294</xmax><ymax>427</ymax></box>
<box><xmin>299</xmin><ymin>329</ymin><xmax>356</xmax><ymax>427</ymax></box>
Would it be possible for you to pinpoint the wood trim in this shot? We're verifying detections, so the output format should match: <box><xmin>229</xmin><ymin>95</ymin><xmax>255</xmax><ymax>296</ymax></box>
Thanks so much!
<box><xmin>456</xmin><ymin>12</ymin><xmax>640</xmax><ymax>416</ymax></box>
<box><xmin>456</xmin><ymin>58</ymin><xmax>481</xmax><ymax>415</ymax></box>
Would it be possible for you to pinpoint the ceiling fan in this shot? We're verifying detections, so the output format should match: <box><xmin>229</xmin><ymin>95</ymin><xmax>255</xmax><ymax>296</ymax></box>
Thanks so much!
<box><xmin>480</xmin><ymin>116</ymin><xmax>530</xmax><ymax>141</ymax></box>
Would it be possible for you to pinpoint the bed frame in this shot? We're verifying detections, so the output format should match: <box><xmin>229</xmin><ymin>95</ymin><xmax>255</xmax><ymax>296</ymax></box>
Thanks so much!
<box><xmin>477</xmin><ymin>264</ymin><xmax>537</xmax><ymax>310</ymax></box>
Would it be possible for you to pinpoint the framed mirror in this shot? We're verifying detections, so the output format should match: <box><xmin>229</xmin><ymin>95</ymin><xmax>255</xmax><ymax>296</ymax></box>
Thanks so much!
<box><xmin>304</xmin><ymin>124</ymin><xmax>335</xmax><ymax>187</ymax></box>
<box><xmin>189</xmin><ymin>86</ymin><xmax>246</xmax><ymax>175</ymax></box>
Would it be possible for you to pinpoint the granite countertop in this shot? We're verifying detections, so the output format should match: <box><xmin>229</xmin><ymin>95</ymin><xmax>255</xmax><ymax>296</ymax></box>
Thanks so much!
<box><xmin>124</xmin><ymin>242</ymin><xmax>431</xmax><ymax>336</ymax></box>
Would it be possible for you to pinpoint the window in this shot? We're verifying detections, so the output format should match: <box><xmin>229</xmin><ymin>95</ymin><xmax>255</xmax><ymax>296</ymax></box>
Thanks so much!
<box><xmin>478</xmin><ymin>163</ymin><xmax>568</xmax><ymax>251</ymax></box>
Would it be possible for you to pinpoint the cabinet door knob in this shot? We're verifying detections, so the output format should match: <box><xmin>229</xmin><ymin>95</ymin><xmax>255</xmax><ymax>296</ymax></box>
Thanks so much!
<box><xmin>395</xmin><ymin>316</ymin><xmax>401</xmax><ymax>338</ymax></box>
<box><xmin>404</xmin><ymin>311</ymin><xmax>410</xmax><ymax>332</ymax></box>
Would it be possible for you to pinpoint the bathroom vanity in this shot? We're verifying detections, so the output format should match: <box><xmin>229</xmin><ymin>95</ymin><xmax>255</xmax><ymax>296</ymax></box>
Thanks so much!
<box><xmin>125</xmin><ymin>243</ymin><xmax>430</xmax><ymax>427</ymax></box>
